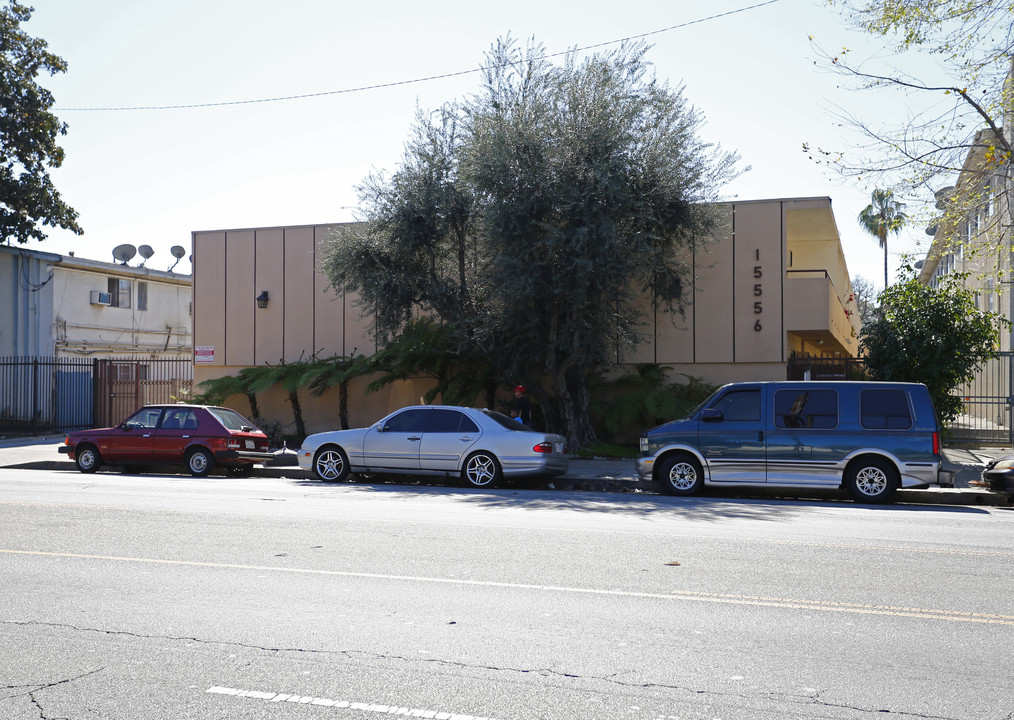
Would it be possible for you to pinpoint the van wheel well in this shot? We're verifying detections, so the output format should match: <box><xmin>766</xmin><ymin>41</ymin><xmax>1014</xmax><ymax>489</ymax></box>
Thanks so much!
<box><xmin>656</xmin><ymin>452</ymin><xmax>705</xmax><ymax>496</ymax></box>
<box><xmin>844</xmin><ymin>454</ymin><xmax>899</xmax><ymax>503</ymax></box>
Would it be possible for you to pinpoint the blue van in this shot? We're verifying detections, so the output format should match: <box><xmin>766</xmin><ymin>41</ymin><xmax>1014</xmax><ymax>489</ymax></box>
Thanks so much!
<box><xmin>636</xmin><ymin>381</ymin><xmax>945</xmax><ymax>503</ymax></box>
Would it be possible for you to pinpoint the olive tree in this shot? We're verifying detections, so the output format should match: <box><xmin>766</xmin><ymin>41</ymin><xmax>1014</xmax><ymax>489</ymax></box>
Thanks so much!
<box><xmin>323</xmin><ymin>37</ymin><xmax>741</xmax><ymax>447</ymax></box>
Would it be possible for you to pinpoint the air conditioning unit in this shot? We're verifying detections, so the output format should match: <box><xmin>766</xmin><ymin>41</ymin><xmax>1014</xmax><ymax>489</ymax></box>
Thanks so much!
<box><xmin>90</xmin><ymin>291</ymin><xmax>112</xmax><ymax>305</ymax></box>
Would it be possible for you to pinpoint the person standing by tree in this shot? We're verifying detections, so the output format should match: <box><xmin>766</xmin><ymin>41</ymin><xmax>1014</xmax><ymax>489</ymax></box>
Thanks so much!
<box><xmin>511</xmin><ymin>385</ymin><xmax>532</xmax><ymax>426</ymax></box>
<box><xmin>858</xmin><ymin>189</ymin><xmax>907</xmax><ymax>290</ymax></box>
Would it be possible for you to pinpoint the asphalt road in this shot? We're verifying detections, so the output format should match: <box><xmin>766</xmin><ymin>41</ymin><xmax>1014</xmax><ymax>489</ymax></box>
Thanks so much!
<box><xmin>2</xmin><ymin>468</ymin><xmax>1013</xmax><ymax>720</ymax></box>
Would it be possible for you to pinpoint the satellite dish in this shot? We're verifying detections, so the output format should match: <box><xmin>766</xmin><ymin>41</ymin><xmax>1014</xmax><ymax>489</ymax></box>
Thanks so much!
<box><xmin>168</xmin><ymin>245</ymin><xmax>187</xmax><ymax>272</ymax></box>
<box><xmin>137</xmin><ymin>245</ymin><xmax>154</xmax><ymax>267</ymax></box>
<box><xmin>112</xmin><ymin>244</ymin><xmax>137</xmax><ymax>265</ymax></box>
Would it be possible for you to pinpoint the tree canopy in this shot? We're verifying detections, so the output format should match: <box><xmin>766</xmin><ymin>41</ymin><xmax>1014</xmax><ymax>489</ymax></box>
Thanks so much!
<box><xmin>812</xmin><ymin>0</ymin><xmax>1012</xmax><ymax>263</ymax></box>
<box><xmin>322</xmin><ymin>37</ymin><xmax>741</xmax><ymax>447</ymax></box>
<box><xmin>857</xmin><ymin>189</ymin><xmax>907</xmax><ymax>288</ymax></box>
<box><xmin>0</xmin><ymin>1</ymin><xmax>81</xmax><ymax>244</ymax></box>
<box><xmin>859</xmin><ymin>266</ymin><xmax>1007</xmax><ymax>423</ymax></box>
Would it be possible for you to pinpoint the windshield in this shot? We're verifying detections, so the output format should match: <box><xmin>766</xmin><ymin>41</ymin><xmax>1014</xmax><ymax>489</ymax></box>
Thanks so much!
<box><xmin>482</xmin><ymin>409</ymin><xmax>532</xmax><ymax>431</ymax></box>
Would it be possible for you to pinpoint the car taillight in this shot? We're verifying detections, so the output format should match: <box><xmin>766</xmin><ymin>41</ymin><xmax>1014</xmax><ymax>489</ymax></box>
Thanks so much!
<box><xmin>932</xmin><ymin>431</ymin><xmax>940</xmax><ymax>455</ymax></box>
<box><xmin>227</xmin><ymin>439</ymin><xmax>241</xmax><ymax>449</ymax></box>
<box><xmin>533</xmin><ymin>442</ymin><xmax>553</xmax><ymax>453</ymax></box>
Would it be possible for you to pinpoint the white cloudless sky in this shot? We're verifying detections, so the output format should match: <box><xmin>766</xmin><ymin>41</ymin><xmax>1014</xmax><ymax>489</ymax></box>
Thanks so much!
<box><xmin>19</xmin><ymin>0</ymin><xmax>943</xmax><ymax>288</ymax></box>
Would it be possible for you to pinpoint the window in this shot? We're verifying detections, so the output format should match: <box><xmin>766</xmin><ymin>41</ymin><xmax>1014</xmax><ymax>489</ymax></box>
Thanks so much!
<box><xmin>107</xmin><ymin>278</ymin><xmax>131</xmax><ymax>308</ymax></box>
<box><xmin>711</xmin><ymin>389</ymin><xmax>760</xmax><ymax>421</ymax></box>
<box><xmin>860</xmin><ymin>390</ymin><xmax>912</xmax><ymax>430</ymax></box>
<box><xmin>161</xmin><ymin>409</ymin><xmax>198</xmax><ymax>430</ymax></box>
<box><xmin>774</xmin><ymin>390</ymin><xmax>838</xmax><ymax>429</ymax></box>
<box><xmin>207</xmin><ymin>407</ymin><xmax>253</xmax><ymax>431</ymax></box>
<box><xmin>110</xmin><ymin>362</ymin><xmax>148</xmax><ymax>381</ymax></box>
<box><xmin>137</xmin><ymin>282</ymin><xmax>148</xmax><ymax>311</ymax></box>
<box><xmin>383</xmin><ymin>409</ymin><xmax>431</xmax><ymax>433</ymax></box>
<box><xmin>428</xmin><ymin>409</ymin><xmax>478</xmax><ymax>433</ymax></box>
<box><xmin>123</xmin><ymin>407</ymin><xmax>163</xmax><ymax>430</ymax></box>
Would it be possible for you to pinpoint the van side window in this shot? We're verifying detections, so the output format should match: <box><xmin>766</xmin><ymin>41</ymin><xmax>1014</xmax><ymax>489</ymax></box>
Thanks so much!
<box><xmin>711</xmin><ymin>389</ymin><xmax>760</xmax><ymax>421</ymax></box>
<box><xmin>774</xmin><ymin>390</ymin><xmax>838</xmax><ymax>429</ymax></box>
<box><xmin>861</xmin><ymin>390</ymin><xmax>913</xmax><ymax>430</ymax></box>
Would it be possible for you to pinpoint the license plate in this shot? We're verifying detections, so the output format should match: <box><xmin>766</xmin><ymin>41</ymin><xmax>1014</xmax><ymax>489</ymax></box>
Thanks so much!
<box><xmin>245</xmin><ymin>440</ymin><xmax>255</xmax><ymax>449</ymax></box>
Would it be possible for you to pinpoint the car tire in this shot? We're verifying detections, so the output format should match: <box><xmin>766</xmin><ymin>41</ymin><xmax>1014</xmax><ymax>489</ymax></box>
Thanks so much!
<box><xmin>75</xmin><ymin>444</ymin><xmax>102</xmax><ymax>474</ymax></box>
<box><xmin>845</xmin><ymin>456</ymin><xmax>897</xmax><ymax>503</ymax></box>
<box><xmin>313</xmin><ymin>446</ymin><xmax>350</xmax><ymax>482</ymax></box>
<box><xmin>186</xmin><ymin>448</ymin><xmax>215</xmax><ymax>478</ymax></box>
<box><xmin>462</xmin><ymin>451</ymin><xmax>502</xmax><ymax>489</ymax></box>
<box><xmin>657</xmin><ymin>453</ymin><xmax>704</xmax><ymax>496</ymax></box>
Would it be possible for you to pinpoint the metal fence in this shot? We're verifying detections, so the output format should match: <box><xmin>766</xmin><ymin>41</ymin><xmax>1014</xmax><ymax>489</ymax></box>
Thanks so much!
<box><xmin>949</xmin><ymin>351</ymin><xmax>1014</xmax><ymax>445</ymax></box>
<box><xmin>786</xmin><ymin>356</ymin><xmax>868</xmax><ymax>381</ymax></box>
<box><xmin>0</xmin><ymin>356</ymin><xmax>193</xmax><ymax>436</ymax></box>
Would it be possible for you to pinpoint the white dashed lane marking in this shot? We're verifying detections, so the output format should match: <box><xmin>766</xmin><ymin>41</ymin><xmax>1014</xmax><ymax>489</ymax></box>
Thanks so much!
<box><xmin>206</xmin><ymin>686</ymin><xmax>501</xmax><ymax>719</ymax></box>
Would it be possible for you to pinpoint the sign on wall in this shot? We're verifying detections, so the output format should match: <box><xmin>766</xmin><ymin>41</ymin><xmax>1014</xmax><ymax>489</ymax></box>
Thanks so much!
<box><xmin>195</xmin><ymin>345</ymin><xmax>215</xmax><ymax>364</ymax></box>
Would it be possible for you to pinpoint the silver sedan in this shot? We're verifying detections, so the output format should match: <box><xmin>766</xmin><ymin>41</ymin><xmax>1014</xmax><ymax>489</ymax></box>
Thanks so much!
<box><xmin>298</xmin><ymin>405</ymin><xmax>568</xmax><ymax>488</ymax></box>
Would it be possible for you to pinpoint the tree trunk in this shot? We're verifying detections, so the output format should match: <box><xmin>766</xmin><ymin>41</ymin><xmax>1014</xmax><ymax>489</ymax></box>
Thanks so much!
<box><xmin>288</xmin><ymin>390</ymin><xmax>306</xmax><ymax>439</ymax></box>
<box><xmin>339</xmin><ymin>380</ymin><xmax>349</xmax><ymax>430</ymax></box>
<box><xmin>246</xmin><ymin>393</ymin><xmax>260</xmax><ymax>420</ymax></box>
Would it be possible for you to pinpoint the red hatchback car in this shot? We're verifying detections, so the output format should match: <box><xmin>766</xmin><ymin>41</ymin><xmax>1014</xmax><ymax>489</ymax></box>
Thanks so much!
<box><xmin>59</xmin><ymin>404</ymin><xmax>274</xmax><ymax>477</ymax></box>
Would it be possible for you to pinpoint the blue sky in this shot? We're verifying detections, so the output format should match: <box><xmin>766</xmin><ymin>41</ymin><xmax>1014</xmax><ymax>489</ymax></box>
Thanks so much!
<box><xmin>21</xmin><ymin>0</ymin><xmax>940</xmax><ymax>288</ymax></box>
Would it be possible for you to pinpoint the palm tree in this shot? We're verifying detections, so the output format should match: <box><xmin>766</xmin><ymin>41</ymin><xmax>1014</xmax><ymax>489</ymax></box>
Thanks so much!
<box><xmin>858</xmin><ymin>189</ymin><xmax>907</xmax><ymax>289</ymax></box>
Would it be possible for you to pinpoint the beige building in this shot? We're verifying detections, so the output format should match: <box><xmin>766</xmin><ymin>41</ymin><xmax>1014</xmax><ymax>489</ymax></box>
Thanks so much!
<box><xmin>192</xmin><ymin>196</ymin><xmax>860</xmax><ymax>434</ymax></box>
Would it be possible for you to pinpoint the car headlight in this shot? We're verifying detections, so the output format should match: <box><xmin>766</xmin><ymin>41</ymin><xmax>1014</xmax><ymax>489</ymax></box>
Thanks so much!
<box><xmin>990</xmin><ymin>459</ymin><xmax>1014</xmax><ymax>470</ymax></box>
<box><xmin>640</xmin><ymin>436</ymin><xmax>649</xmax><ymax>453</ymax></box>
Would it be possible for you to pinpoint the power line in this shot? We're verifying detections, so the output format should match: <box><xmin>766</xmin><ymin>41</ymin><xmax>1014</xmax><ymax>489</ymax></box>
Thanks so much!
<box><xmin>56</xmin><ymin>0</ymin><xmax>782</xmax><ymax>112</ymax></box>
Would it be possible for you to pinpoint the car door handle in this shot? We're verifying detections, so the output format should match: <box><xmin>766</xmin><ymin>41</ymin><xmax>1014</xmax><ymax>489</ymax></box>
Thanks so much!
<box><xmin>758</xmin><ymin>431</ymin><xmax>764</xmax><ymax>442</ymax></box>
<box><xmin>459</xmin><ymin>436</ymin><xmax>473</xmax><ymax>442</ymax></box>
<box><xmin>143</xmin><ymin>433</ymin><xmax>151</xmax><ymax>438</ymax></box>
<box><xmin>407</xmin><ymin>436</ymin><xmax>422</xmax><ymax>441</ymax></box>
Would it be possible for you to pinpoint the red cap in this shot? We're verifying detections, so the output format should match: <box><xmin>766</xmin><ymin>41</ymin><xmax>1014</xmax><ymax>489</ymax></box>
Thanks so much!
<box><xmin>513</xmin><ymin>385</ymin><xmax>526</xmax><ymax>393</ymax></box>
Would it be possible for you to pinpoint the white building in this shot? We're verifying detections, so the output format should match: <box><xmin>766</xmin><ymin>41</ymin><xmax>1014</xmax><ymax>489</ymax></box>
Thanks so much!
<box><xmin>1</xmin><ymin>244</ymin><xmax>192</xmax><ymax>359</ymax></box>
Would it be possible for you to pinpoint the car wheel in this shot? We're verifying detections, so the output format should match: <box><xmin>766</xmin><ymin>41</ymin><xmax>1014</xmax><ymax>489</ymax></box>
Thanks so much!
<box><xmin>657</xmin><ymin>453</ymin><xmax>704</xmax><ymax>496</ymax></box>
<box><xmin>187</xmin><ymin>448</ymin><xmax>215</xmax><ymax>478</ymax></box>
<box><xmin>845</xmin><ymin>456</ymin><xmax>897</xmax><ymax>503</ymax></box>
<box><xmin>313</xmin><ymin>446</ymin><xmax>350</xmax><ymax>482</ymax></box>
<box><xmin>75</xmin><ymin>444</ymin><xmax>102</xmax><ymax>474</ymax></box>
<box><xmin>462</xmin><ymin>452</ymin><xmax>502</xmax><ymax>489</ymax></box>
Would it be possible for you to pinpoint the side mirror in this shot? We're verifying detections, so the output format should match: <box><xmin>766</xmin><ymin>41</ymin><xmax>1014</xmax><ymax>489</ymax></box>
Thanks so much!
<box><xmin>700</xmin><ymin>408</ymin><xmax>724</xmax><ymax>423</ymax></box>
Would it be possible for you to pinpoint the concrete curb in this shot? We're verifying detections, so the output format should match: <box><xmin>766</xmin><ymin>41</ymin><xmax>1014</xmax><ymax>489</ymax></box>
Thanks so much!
<box><xmin>6</xmin><ymin>457</ymin><xmax>1010</xmax><ymax>507</ymax></box>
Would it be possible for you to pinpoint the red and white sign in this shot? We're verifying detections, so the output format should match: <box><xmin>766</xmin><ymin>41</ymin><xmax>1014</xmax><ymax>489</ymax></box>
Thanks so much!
<box><xmin>195</xmin><ymin>346</ymin><xmax>215</xmax><ymax>364</ymax></box>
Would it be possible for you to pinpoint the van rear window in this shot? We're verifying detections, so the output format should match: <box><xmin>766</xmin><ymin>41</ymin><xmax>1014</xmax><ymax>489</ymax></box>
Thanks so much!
<box><xmin>860</xmin><ymin>389</ymin><xmax>912</xmax><ymax>429</ymax></box>
<box><xmin>774</xmin><ymin>390</ymin><xmax>838</xmax><ymax>428</ymax></box>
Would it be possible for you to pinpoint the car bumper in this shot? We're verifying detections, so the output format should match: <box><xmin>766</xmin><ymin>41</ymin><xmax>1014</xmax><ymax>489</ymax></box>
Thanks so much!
<box><xmin>214</xmin><ymin>449</ymin><xmax>276</xmax><ymax>464</ymax></box>
<box><xmin>981</xmin><ymin>468</ymin><xmax>1014</xmax><ymax>492</ymax></box>
<box><xmin>501</xmin><ymin>456</ymin><xmax>569</xmax><ymax>477</ymax></box>
<box><xmin>635</xmin><ymin>456</ymin><xmax>654</xmax><ymax>481</ymax></box>
<box><xmin>58</xmin><ymin>445</ymin><xmax>73</xmax><ymax>456</ymax></box>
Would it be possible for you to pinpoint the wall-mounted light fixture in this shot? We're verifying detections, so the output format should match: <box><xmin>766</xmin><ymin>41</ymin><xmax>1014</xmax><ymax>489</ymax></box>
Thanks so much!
<box><xmin>256</xmin><ymin>290</ymin><xmax>269</xmax><ymax>309</ymax></box>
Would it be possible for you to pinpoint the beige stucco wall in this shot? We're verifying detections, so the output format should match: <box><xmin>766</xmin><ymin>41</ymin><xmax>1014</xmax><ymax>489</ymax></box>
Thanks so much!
<box><xmin>192</xmin><ymin>198</ymin><xmax>860</xmax><ymax>434</ymax></box>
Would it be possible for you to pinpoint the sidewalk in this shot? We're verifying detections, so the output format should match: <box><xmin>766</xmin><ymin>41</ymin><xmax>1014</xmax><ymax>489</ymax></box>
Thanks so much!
<box><xmin>1</xmin><ymin>435</ymin><xmax>1010</xmax><ymax>506</ymax></box>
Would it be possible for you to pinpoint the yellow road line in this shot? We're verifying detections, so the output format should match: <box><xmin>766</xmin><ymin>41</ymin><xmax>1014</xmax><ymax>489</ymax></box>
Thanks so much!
<box><xmin>5</xmin><ymin>549</ymin><xmax>1013</xmax><ymax>626</ymax></box>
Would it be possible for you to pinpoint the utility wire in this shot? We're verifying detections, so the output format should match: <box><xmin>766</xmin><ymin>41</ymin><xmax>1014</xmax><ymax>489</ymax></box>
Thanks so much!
<box><xmin>56</xmin><ymin>0</ymin><xmax>782</xmax><ymax>112</ymax></box>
